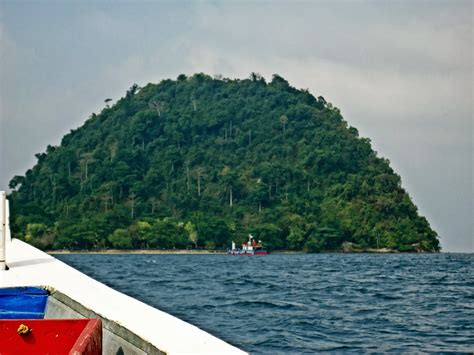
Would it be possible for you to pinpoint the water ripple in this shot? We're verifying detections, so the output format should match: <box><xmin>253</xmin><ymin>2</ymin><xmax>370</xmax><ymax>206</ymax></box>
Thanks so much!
<box><xmin>56</xmin><ymin>253</ymin><xmax>474</xmax><ymax>354</ymax></box>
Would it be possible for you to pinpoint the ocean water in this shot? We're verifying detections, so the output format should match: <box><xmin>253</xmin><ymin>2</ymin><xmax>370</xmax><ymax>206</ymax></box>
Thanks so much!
<box><xmin>55</xmin><ymin>253</ymin><xmax>474</xmax><ymax>354</ymax></box>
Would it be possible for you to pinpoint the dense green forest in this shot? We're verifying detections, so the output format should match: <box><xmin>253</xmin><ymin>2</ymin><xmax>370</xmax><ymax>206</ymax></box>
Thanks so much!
<box><xmin>8</xmin><ymin>73</ymin><xmax>440</xmax><ymax>252</ymax></box>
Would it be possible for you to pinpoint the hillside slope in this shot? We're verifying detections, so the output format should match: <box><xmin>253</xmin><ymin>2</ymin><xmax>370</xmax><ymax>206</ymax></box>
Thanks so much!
<box><xmin>9</xmin><ymin>73</ymin><xmax>440</xmax><ymax>252</ymax></box>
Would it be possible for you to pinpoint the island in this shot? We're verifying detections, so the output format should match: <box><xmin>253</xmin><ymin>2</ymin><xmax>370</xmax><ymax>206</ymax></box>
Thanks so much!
<box><xmin>8</xmin><ymin>73</ymin><xmax>440</xmax><ymax>253</ymax></box>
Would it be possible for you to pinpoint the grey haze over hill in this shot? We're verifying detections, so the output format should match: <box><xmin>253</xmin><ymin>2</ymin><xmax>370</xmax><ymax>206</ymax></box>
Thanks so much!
<box><xmin>0</xmin><ymin>1</ymin><xmax>472</xmax><ymax>252</ymax></box>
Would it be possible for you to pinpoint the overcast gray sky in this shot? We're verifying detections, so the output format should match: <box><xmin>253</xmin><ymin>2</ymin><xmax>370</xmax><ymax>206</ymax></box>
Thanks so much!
<box><xmin>0</xmin><ymin>1</ymin><xmax>472</xmax><ymax>252</ymax></box>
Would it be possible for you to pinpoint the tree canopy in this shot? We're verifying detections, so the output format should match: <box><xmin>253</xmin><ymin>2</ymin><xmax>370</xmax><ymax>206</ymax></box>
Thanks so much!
<box><xmin>8</xmin><ymin>73</ymin><xmax>440</xmax><ymax>252</ymax></box>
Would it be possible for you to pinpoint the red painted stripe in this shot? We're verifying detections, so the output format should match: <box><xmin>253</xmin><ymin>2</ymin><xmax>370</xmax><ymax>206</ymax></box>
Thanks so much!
<box><xmin>70</xmin><ymin>319</ymin><xmax>102</xmax><ymax>355</ymax></box>
<box><xmin>0</xmin><ymin>319</ymin><xmax>102</xmax><ymax>354</ymax></box>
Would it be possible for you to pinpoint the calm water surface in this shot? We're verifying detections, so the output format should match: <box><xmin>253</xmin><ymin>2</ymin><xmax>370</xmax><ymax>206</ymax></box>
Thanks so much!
<box><xmin>55</xmin><ymin>253</ymin><xmax>474</xmax><ymax>354</ymax></box>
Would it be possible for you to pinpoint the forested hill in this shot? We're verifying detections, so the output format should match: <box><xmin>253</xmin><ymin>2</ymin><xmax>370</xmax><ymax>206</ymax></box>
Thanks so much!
<box><xmin>8</xmin><ymin>73</ymin><xmax>440</xmax><ymax>252</ymax></box>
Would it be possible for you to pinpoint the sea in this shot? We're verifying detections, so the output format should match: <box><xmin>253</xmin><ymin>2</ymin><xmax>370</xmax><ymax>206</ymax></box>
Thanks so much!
<box><xmin>55</xmin><ymin>253</ymin><xmax>474</xmax><ymax>354</ymax></box>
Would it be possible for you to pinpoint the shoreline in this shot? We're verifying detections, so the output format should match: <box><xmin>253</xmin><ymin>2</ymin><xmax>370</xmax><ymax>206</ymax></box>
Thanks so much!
<box><xmin>48</xmin><ymin>249</ymin><xmax>225</xmax><ymax>255</ymax></box>
<box><xmin>47</xmin><ymin>249</ymin><xmax>445</xmax><ymax>255</ymax></box>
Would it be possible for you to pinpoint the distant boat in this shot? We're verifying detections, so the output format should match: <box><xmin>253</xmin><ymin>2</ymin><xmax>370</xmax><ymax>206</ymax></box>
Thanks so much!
<box><xmin>228</xmin><ymin>234</ymin><xmax>268</xmax><ymax>255</ymax></box>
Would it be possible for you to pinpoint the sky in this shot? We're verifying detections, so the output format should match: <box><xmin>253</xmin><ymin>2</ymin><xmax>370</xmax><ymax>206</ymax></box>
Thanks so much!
<box><xmin>0</xmin><ymin>1</ymin><xmax>472</xmax><ymax>252</ymax></box>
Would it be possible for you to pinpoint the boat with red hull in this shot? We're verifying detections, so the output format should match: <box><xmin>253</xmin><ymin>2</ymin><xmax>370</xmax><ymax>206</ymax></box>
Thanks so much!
<box><xmin>227</xmin><ymin>235</ymin><xmax>268</xmax><ymax>255</ymax></box>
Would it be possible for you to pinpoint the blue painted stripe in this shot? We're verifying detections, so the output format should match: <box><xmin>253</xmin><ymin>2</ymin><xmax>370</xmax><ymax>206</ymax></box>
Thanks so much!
<box><xmin>0</xmin><ymin>287</ymin><xmax>48</xmax><ymax>319</ymax></box>
<box><xmin>0</xmin><ymin>287</ymin><xmax>48</xmax><ymax>296</ymax></box>
<box><xmin>0</xmin><ymin>311</ymin><xmax>45</xmax><ymax>319</ymax></box>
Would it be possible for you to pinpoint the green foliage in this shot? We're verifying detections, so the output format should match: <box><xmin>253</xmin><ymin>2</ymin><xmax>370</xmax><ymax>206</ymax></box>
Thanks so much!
<box><xmin>108</xmin><ymin>228</ymin><xmax>133</xmax><ymax>249</ymax></box>
<box><xmin>250</xmin><ymin>223</ymin><xmax>284</xmax><ymax>250</ymax></box>
<box><xmin>184</xmin><ymin>221</ymin><xmax>198</xmax><ymax>248</ymax></box>
<box><xmin>304</xmin><ymin>237</ymin><xmax>324</xmax><ymax>253</ymax></box>
<box><xmin>8</xmin><ymin>74</ymin><xmax>440</xmax><ymax>252</ymax></box>
<box><xmin>24</xmin><ymin>223</ymin><xmax>55</xmax><ymax>250</ymax></box>
<box><xmin>149</xmin><ymin>218</ymin><xmax>188</xmax><ymax>249</ymax></box>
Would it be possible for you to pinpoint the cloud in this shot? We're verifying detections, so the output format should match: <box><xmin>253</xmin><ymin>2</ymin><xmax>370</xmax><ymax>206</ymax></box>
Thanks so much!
<box><xmin>189</xmin><ymin>1</ymin><xmax>471</xmax><ymax>73</ymax></box>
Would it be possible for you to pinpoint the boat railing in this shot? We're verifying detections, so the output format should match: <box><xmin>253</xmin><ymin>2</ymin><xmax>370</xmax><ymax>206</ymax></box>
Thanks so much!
<box><xmin>0</xmin><ymin>191</ymin><xmax>8</xmax><ymax>271</ymax></box>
